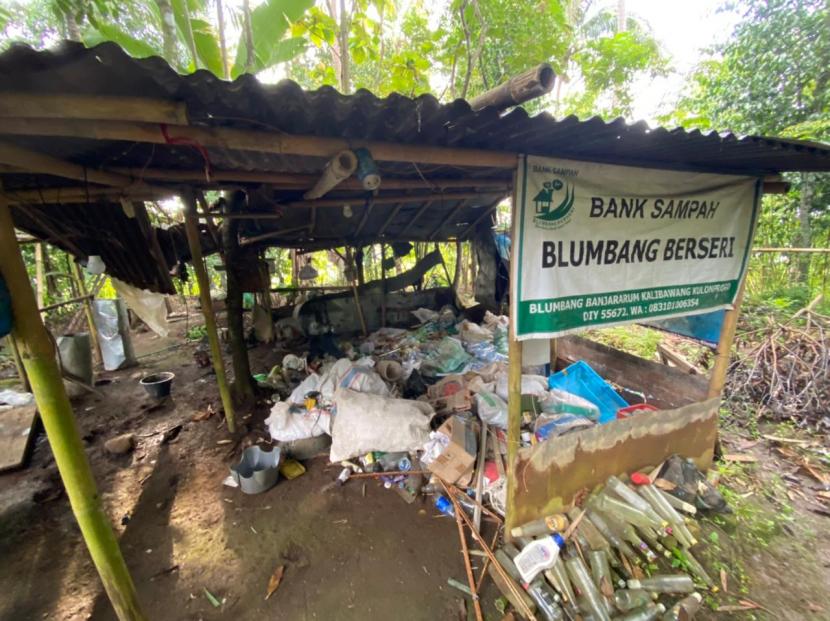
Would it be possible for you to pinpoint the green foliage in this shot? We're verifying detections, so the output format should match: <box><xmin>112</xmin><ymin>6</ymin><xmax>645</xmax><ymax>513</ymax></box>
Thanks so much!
<box><xmin>231</xmin><ymin>0</ymin><xmax>313</xmax><ymax>77</ymax></box>
<box><xmin>584</xmin><ymin>324</ymin><xmax>664</xmax><ymax>361</ymax></box>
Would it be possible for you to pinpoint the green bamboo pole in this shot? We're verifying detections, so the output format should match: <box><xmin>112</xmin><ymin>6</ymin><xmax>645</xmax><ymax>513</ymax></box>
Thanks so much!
<box><xmin>0</xmin><ymin>202</ymin><xmax>146</xmax><ymax>621</ymax></box>
<box><xmin>182</xmin><ymin>193</ymin><xmax>236</xmax><ymax>433</ymax></box>
<box><xmin>70</xmin><ymin>258</ymin><xmax>103</xmax><ymax>366</ymax></box>
<box><xmin>7</xmin><ymin>333</ymin><xmax>30</xmax><ymax>391</ymax></box>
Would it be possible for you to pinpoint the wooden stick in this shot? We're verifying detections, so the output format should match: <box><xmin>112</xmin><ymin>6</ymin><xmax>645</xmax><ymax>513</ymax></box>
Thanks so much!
<box><xmin>439</xmin><ymin>478</ymin><xmax>537</xmax><ymax>621</ymax></box>
<box><xmin>38</xmin><ymin>293</ymin><xmax>93</xmax><ymax>312</ymax></box>
<box><xmin>239</xmin><ymin>225</ymin><xmax>310</xmax><ymax>246</ymax></box>
<box><xmin>7</xmin><ymin>334</ymin><xmax>30</xmax><ymax>391</ymax></box>
<box><xmin>0</xmin><ymin>93</ymin><xmax>188</xmax><ymax>124</ymax></box>
<box><xmin>70</xmin><ymin>260</ymin><xmax>102</xmax><ymax>366</ymax></box>
<box><xmin>0</xmin><ymin>200</ymin><xmax>147</xmax><ymax>621</ymax></box>
<box><xmin>182</xmin><ymin>192</ymin><xmax>236</xmax><ymax>433</ymax></box>
<box><xmin>110</xmin><ymin>167</ymin><xmax>513</xmax><ymax>190</ymax></box>
<box><xmin>459</xmin><ymin>206</ymin><xmax>497</xmax><ymax>246</ymax></box>
<box><xmin>430</xmin><ymin>199</ymin><xmax>468</xmax><ymax>240</ymax></box>
<box><xmin>1</xmin><ymin>186</ymin><xmax>170</xmax><ymax>204</ymax></box>
<box><xmin>449</xmin><ymin>483</ymin><xmax>504</xmax><ymax>525</ymax></box>
<box><xmin>473</xmin><ymin>419</ymin><xmax>488</xmax><ymax>531</ymax></box>
<box><xmin>347</xmin><ymin>470</ymin><xmax>427</xmax><ymax>479</ymax></box>
<box><xmin>707</xmin><ymin>276</ymin><xmax>747</xmax><ymax>399</ymax></box>
<box><xmin>380</xmin><ymin>243</ymin><xmax>387</xmax><ymax>328</ymax></box>
<box><xmin>398</xmin><ymin>200</ymin><xmax>434</xmax><ymax>237</ymax></box>
<box><xmin>377</xmin><ymin>202</ymin><xmax>403</xmax><ymax>237</ymax></box>
<box><xmin>0</xmin><ymin>141</ymin><xmax>139</xmax><ymax>188</ymax></box>
<box><xmin>451</xmin><ymin>489</ymin><xmax>484</xmax><ymax>621</ymax></box>
<box><xmin>0</xmin><ymin>118</ymin><xmax>520</xmax><ymax>169</ymax></box>
<box><xmin>475</xmin><ymin>527</ymin><xmax>502</xmax><ymax>592</ymax></box>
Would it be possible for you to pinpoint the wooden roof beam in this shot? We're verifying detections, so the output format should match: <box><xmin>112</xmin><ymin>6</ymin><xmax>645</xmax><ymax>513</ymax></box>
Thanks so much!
<box><xmin>0</xmin><ymin>93</ymin><xmax>188</xmax><ymax>125</ymax></box>
<box><xmin>0</xmin><ymin>118</ymin><xmax>519</xmax><ymax>169</ymax></box>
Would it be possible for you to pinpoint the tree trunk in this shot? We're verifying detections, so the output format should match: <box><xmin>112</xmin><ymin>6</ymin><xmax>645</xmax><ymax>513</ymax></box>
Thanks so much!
<box><xmin>796</xmin><ymin>172</ymin><xmax>814</xmax><ymax>283</ymax></box>
<box><xmin>215</xmin><ymin>0</ymin><xmax>230</xmax><ymax>79</ymax></box>
<box><xmin>221</xmin><ymin>193</ymin><xmax>256</xmax><ymax>403</ymax></box>
<box><xmin>453</xmin><ymin>239</ymin><xmax>462</xmax><ymax>291</ymax></box>
<box><xmin>338</xmin><ymin>0</ymin><xmax>351</xmax><ymax>92</ymax></box>
<box><xmin>242</xmin><ymin>0</ymin><xmax>256</xmax><ymax>73</ymax></box>
<box><xmin>64</xmin><ymin>10</ymin><xmax>82</xmax><ymax>42</ymax></box>
<box><xmin>155</xmin><ymin>0</ymin><xmax>179</xmax><ymax>65</ymax></box>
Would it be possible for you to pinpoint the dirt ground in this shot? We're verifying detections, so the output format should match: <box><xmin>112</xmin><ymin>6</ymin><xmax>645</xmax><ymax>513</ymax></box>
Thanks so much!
<box><xmin>0</xmin><ymin>312</ymin><xmax>828</xmax><ymax>621</ymax></box>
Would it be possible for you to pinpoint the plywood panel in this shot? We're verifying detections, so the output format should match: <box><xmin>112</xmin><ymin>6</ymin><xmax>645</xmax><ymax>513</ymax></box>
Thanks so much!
<box><xmin>0</xmin><ymin>405</ymin><xmax>38</xmax><ymax>473</ymax></box>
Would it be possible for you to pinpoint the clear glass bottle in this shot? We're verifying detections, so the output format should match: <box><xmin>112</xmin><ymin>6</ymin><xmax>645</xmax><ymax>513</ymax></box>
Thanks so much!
<box><xmin>662</xmin><ymin>592</ymin><xmax>703</xmax><ymax>620</ymax></box>
<box><xmin>627</xmin><ymin>574</ymin><xmax>695</xmax><ymax>593</ymax></box>
<box><xmin>613</xmin><ymin>589</ymin><xmax>654</xmax><ymax>612</ymax></box>
<box><xmin>605</xmin><ymin>476</ymin><xmax>667</xmax><ymax>527</ymax></box>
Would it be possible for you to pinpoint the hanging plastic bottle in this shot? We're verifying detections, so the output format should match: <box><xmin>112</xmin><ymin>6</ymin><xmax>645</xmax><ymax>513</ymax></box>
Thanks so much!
<box><xmin>662</xmin><ymin>592</ymin><xmax>703</xmax><ymax>620</ymax></box>
<box><xmin>514</xmin><ymin>533</ymin><xmax>566</xmax><ymax>583</ymax></box>
<box><xmin>627</xmin><ymin>574</ymin><xmax>695</xmax><ymax>594</ymax></box>
<box><xmin>605</xmin><ymin>476</ymin><xmax>668</xmax><ymax>528</ymax></box>
<box><xmin>511</xmin><ymin>514</ymin><xmax>570</xmax><ymax>538</ymax></box>
<box><xmin>613</xmin><ymin>589</ymin><xmax>654</xmax><ymax>612</ymax></box>
<box><xmin>563</xmin><ymin>554</ymin><xmax>612</xmax><ymax>621</ymax></box>
<box><xmin>618</xmin><ymin>603</ymin><xmax>666</xmax><ymax>621</ymax></box>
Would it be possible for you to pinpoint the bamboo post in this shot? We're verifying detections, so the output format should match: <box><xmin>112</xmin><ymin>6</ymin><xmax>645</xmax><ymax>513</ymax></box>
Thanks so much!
<box><xmin>380</xmin><ymin>243</ymin><xmax>387</xmax><ymax>328</ymax></box>
<box><xmin>506</xmin><ymin>167</ymin><xmax>523</xmax><ymax>539</ymax></box>
<box><xmin>35</xmin><ymin>242</ymin><xmax>46</xmax><ymax>310</ymax></box>
<box><xmin>549</xmin><ymin>338</ymin><xmax>558</xmax><ymax>374</ymax></box>
<box><xmin>182</xmin><ymin>194</ymin><xmax>236</xmax><ymax>433</ymax></box>
<box><xmin>0</xmin><ymin>202</ymin><xmax>146</xmax><ymax>621</ymax></box>
<box><xmin>7</xmin><ymin>334</ymin><xmax>30</xmax><ymax>391</ymax></box>
<box><xmin>70</xmin><ymin>259</ymin><xmax>102</xmax><ymax>366</ymax></box>
<box><xmin>707</xmin><ymin>276</ymin><xmax>748</xmax><ymax>399</ymax></box>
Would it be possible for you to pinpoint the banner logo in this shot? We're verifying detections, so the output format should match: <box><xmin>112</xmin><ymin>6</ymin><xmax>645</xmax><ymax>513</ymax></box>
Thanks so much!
<box><xmin>533</xmin><ymin>178</ymin><xmax>574</xmax><ymax>229</ymax></box>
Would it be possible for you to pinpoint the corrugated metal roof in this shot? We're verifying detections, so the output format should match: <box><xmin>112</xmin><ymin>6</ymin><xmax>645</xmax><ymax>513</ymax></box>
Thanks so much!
<box><xmin>1</xmin><ymin>41</ymin><xmax>828</xmax><ymax>291</ymax></box>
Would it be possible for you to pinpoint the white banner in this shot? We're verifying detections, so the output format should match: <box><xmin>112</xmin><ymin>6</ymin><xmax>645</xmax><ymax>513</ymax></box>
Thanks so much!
<box><xmin>512</xmin><ymin>155</ymin><xmax>760</xmax><ymax>340</ymax></box>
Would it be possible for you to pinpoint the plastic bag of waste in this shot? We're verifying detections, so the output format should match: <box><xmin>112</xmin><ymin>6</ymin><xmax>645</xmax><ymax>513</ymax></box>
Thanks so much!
<box><xmin>265</xmin><ymin>401</ymin><xmax>331</xmax><ymax>442</ymax></box>
<box><xmin>0</xmin><ymin>389</ymin><xmax>34</xmax><ymax>407</ymax></box>
<box><xmin>534</xmin><ymin>412</ymin><xmax>595</xmax><ymax>441</ymax></box>
<box><xmin>539</xmin><ymin>388</ymin><xmax>601</xmax><ymax>420</ymax></box>
<box><xmin>329</xmin><ymin>388</ymin><xmax>434</xmax><ymax>462</ymax></box>
<box><xmin>412</xmin><ymin>308</ymin><xmax>439</xmax><ymax>324</ymax></box>
<box><xmin>495</xmin><ymin>373</ymin><xmax>549</xmax><ymax>401</ymax></box>
<box><xmin>458</xmin><ymin>320</ymin><xmax>492</xmax><ymax>343</ymax></box>
<box><xmin>288</xmin><ymin>373</ymin><xmax>322</xmax><ymax>405</ymax></box>
<box><xmin>475</xmin><ymin>391</ymin><xmax>508</xmax><ymax>429</ymax></box>
<box><xmin>658</xmin><ymin>454</ymin><xmax>730</xmax><ymax>513</ymax></box>
<box><xmin>422</xmin><ymin>337</ymin><xmax>472</xmax><ymax>376</ymax></box>
<box><xmin>420</xmin><ymin>430</ymin><xmax>451</xmax><ymax>466</ymax></box>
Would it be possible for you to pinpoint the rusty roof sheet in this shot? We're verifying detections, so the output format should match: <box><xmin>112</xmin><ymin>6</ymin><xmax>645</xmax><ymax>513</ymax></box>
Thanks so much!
<box><xmin>1</xmin><ymin>41</ymin><xmax>829</xmax><ymax>290</ymax></box>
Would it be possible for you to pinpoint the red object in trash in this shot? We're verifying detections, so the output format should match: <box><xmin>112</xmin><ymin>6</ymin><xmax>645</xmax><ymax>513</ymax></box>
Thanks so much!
<box><xmin>616</xmin><ymin>403</ymin><xmax>659</xmax><ymax>419</ymax></box>
<box><xmin>630</xmin><ymin>472</ymin><xmax>652</xmax><ymax>486</ymax></box>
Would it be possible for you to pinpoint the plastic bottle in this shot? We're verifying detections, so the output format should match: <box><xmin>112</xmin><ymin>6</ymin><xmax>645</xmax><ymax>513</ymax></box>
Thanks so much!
<box><xmin>566</xmin><ymin>507</ymin><xmax>613</xmax><ymax>553</ymax></box>
<box><xmin>514</xmin><ymin>533</ymin><xmax>566</xmax><ymax>583</ymax></box>
<box><xmin>527</xmin><ymin>578</ymin><xmax>565</xmax><ymax>621</ymax></box>
<box><xmin>588</xmin><ymin>549</ymin><xmax>613</xmax><ymax>595</ymax></box>
<box><xmin>586</xmin><ymin>510</ymin><xmax>640</xmax><ymax>563</ymax></box>
<box><xmin>613</xmin><ymin>589</ymin><xmax>654</xmax><ymax>612</ymax></box>
<box><xmin>657</xmin><ymin>488</ymin><xmax>697</xmax><ymax>515</ymax></box>
<box><xmin>594</xmin><ymin>508</ymin><xmax>659</xmax><ymax>563</ymax></box>
<box><xmin>605</xmin><ymin>476</ymin><xmax>668</xmax><ymax>528</ymax></box>
<box><xmin>511</xmin><ymin>514</ymin><xmax>570</xmax><ymax>538</ymax></box>
<box><xmin>564</xmin><ymin>554</ymin><xmax>612</xmax><ymax>621</ymax></box>
<box><xmin>590</xmin><ymin>493</ymin><xmax>661</xmax><ymax>531</ymax></box>
<box><xmin>618</xmin><ymin>603</ymin><xmax>666</xmax><ymax>621</ymax></box>
<box><xmin>627</xmin><ymin>574</ymin><xmax>695</xmax><ymax>593</ymax></box>
<box><xmin>544</xmin><ymin>556</ymin><xmax>577</xmax><ymax>606</ymax></box>
<box><xmin>638</xmin><ymin>484</ymin><xmax>696</xmax><ymax>546</ymax></box>
<box><xmin>662</xmin><ymin>592</ymin><xmax>703</xmax><ymax>620</ymax></box>
<box><xmin>434</xmin><ymin>495</ymin><xmax>455</xmax><ymax>517</ymax></box>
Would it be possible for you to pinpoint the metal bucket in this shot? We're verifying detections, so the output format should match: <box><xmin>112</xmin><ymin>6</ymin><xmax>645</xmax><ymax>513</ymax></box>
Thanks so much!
<box><xmin>229</xmin><ymin>445</ymin><xmax>281</xmax><ymax>494</ymax></box>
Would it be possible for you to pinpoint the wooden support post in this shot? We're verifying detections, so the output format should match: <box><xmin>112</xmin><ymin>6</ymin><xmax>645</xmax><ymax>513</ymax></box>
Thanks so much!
<box><xmin>707</xmin><ymin>277</ymin><xmax>748</xmax><ymax>399</ymax></box>
<box><xmin>7</xmin><ymin>334</ymin><xmax>30</xmax><ymax>391</ymax></box>
<box><xmin>345</xmin><ymin>247</ymin><xmax>368</xmax><ymax>336</ymax></box>
<box><xmin>0</xmin><ymin>202</ymin><xmax>146</xmax><ymax>621</ymax></box>
<box><xmin>380</xmin><ymin>243</ymin><xmax>387</xmax><ymax>328</ymax></box>
<box><xmin>71</xmin><ymin>259</ymin><xmax>102</xmax><ymax>366</ymax></box>
<box><xmin>35</xmin><ymin>242</ymin><xmax>46</xmax><ymax>310</ymax></box>
<box><xmin>182</xmin><ymin>195</ymin><xmax>236</xmax><ymax>433</ymax></box>
<box><xmin>549</xmin><ymin>338</ymin><xmax>558</xmax><ymax>373</ymax></box>
<box><xmin>506</xmin><ymin>330</ymin><xmax>523</xmax><ymax>539</ymax></box>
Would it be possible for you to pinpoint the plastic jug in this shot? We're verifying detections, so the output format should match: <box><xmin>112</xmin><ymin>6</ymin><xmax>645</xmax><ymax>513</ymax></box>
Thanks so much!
<box><xmin>514</xmin><ymin>533</ymin><xmax>566</xmax><ymax>583</ymax></box>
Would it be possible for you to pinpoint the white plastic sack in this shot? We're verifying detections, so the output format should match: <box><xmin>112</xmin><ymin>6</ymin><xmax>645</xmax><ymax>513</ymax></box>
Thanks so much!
<box><xmin>265</xmin><ymin>401</ymin><xmax>331</xmax><ymax>442</ymax></box>
<box><xmin>0</xmin><ymin>389</ymin><xmax>34</xmax><ymax>407</ymax></box>
<box><xmin>412</xmin><ymin>308</ymin><xmax>439</xmax><ymax>324</ymax></box>
<box><xmin>495</xmin><ymin>373</ymin><xmax>549</xmax><ymax>401</ymax></box>
<box><xmin>316</xmin><ymin>358</ymin><xmax>389</xmax><ymax>400</ymax></box>
<box><xmin>457</xmin><ymin>320</ymin><xmax>492</xmax><ymax>343</ymax></box>
<box><xmin>329</xmin><ymin>388</ymin><xmax>434</xmax><ymax>462</ymax></box>
<box><xmin>420</xmin><ymin>431</ymin><xmax>450</xmax><ymax>466</ymax></box>
<box><xmin>288</xmin><ymin>373</ymin><xmax>321</xmax><ymax>404</ymax></box>
<box><xmin>112</xmin><ymin>278</ymin><xmax>170</xmax><ymax>338</ymax></box>
<box><xmin>474</xmin><ymin>391</ymin><xmax>508</xmax><ymax>428</ymax></box>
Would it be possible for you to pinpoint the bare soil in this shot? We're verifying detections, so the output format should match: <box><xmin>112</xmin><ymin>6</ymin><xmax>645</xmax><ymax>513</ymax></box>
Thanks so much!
<box><xmin>0</xmin><ymin>314</ymin><xmax>828</xmax><ymax>620</ymax></box>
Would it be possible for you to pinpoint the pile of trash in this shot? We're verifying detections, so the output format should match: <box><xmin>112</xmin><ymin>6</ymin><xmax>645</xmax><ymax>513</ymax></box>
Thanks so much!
<box><xmin>259</xmin><ymin>305</ymin><xmax>650</xmax><ymax>493</ymax></box>
<box><xmin>481</xmin><ymin>458</ymin><xmax>728</xmax><ymax>621</ymax></box>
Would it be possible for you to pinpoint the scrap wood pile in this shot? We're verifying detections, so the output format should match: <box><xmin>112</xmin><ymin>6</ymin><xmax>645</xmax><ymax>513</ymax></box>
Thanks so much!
<box><xmin>726</xmin><ymin>297</ymin><xmax>829</xmax><ymax>429</ymax></box>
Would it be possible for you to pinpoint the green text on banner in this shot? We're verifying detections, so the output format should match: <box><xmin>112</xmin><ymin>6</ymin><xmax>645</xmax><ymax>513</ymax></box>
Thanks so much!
<box><xmin>511</xmin><ymin>155</ymin><xmax>761</xmax><ymax>340</ymax></box>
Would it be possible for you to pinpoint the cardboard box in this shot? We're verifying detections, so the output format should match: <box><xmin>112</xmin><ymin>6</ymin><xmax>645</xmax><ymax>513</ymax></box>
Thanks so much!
<box><xmin>427</xmin><ymin>415</ymin><xmax>477</xmax><ymax>485</ymax></box>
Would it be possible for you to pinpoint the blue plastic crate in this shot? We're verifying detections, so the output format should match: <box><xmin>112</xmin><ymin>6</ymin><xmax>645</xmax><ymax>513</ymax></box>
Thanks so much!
<box><xmin>0</xmin><ymin>275</ymin><xmax>11</xmax><ymax>339</ymax></box>
<box><xmin>548</xmin><ymin>360</ymin><xmax>628</xmax><ymax>424</ymax></box>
